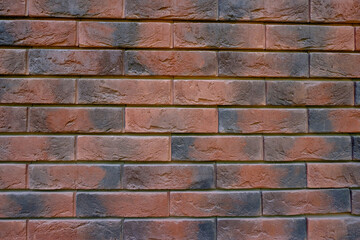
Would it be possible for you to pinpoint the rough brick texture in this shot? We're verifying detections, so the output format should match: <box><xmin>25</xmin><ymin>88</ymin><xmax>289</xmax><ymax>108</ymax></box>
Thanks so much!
<box><xmin>1</xmin><ymin>0</ymin><xmax>359</xmax><ymax>239</ymax></box>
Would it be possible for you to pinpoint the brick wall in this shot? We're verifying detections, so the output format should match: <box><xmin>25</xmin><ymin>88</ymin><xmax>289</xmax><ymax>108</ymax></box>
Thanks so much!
<box><xmin>1</xmin><ymin>0</ymin><xmax>360</xmax><ymax>239</ymax></box>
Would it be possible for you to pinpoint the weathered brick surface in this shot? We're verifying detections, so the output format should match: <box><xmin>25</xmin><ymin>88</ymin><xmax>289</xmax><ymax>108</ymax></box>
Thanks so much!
<box><xmin>0</xmin><ymin>165</ymin><xmax>26</xmax><ymax>189</ymax></box>
<box><xmin>0</xmin><ymin>0</ymin><xmax>25</xmax><ymax>16</ymax></box>
<box><xmin>0</xmin><ymin>221</ymin><xmax>26</xmax><ymax>240</ymax></box>
<box><xmin>0</xmin><ymin>107</ymin><xmax>27</xmax><ymax>132</ymax></box>
<box><xmin>308</xmin><ymin>217</ymin><xmax>360</xmax><ymax>239</ymax></box>
<box><xmin>0</xmin><ymin>50</ymin><xmax>26</xmax><ymax>75</ymax></box>
<box><xmin>311</xmin><ymin>0</ymin><xmax>360</xmax><ymax>23</ymax></box>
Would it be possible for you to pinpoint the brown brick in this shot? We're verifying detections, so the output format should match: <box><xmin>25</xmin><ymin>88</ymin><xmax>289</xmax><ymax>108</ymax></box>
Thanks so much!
<box><xmin>125</xmin><ymin>108</ymin><xmax>218</xmax><ymax>133</ymax></box>
<box><xmin>29</xmin><ymin>107</ymin><xmax>123</xmax><ymax>133</ymax></box>
<box><xmin>0</xmin><ymin>165</ymin><xmax>26</xmax><ymax>189</ymax></box>
<box><xmin>78</xmin><ymin>79</ymin><xmax>171</xmax><ymax>105</ymax></box>
<box><xmin>267</xmin><ymin>25</ymin><xmax>354</xmax><ymax>50</ymax></box>
<box><xmin>0</xmin><ymin>136</ymin><xmax>75</xmax><ymax>161</ymax></box>
<box><xmin>352</xmin><ymin>190</ymin><xmax>360</xmax><ymax>214</ymax></box>
<box><xmin>0</xmin><ymin>107</ymin><xmax>27</xmax><ymax>132</ymax></box>
<box><xmin>0</xmin><ymin>192</ymin><xmax>74</xmax><ymax>218</ymax></box>
<box><xmin>77</xmin><ymin>136</ymin><xmax>170</xmax><ymax>161</ymax></box>
<box><xmin>266</xmin><ymin>81</ymin><xmax>354</xmax><ymax>106</ymax></box>
<box><xmin>0</xmin><ymin>49</ymin><xmax>26</xmax><ymax>75</ymax></box>
<box><xmin>125</xmin><ymin>0</ymin><xmax>217</xmax><ymax>20</ymax></box>
<box><xmin>0</xmin><ymin>221</ymin><xmax>26</xmax><ymax>240</ymax></box>
<box><xmin>217</xmin><ymin>164</ymin><xmax>306</xmax><ymax>189</ymax></box>
<box><xmin>174</xmin><ymin>80</ymin><xmax>265</xmax><ymax>105</ymax></box>
<box><xmin>308</xmin><ymin>163</ymin><xmax>360</xmax><ymax>188</ymax></box>
<box><xmin>123</xmin><ymin>164</ymin><xmax>214</xmax><ymax>190</ymax></box>
<box><xmin>174</xmin><ymin>23</ymin><xmax>265</xmax><ymax>49</ymax></box>
<box><xmin>29</xmin><ymin>50</ymin><xmax>123</xmax><ymax>75</ymax></box>
<box><xmin>311</xmin><ymin>0</ymin><xmax>360</xmax><ymax>22</ymax></box>
<box><xmin>219</xmin><ymin>109</ymin><xmax>307</xmax><ymax>133</ymax></box>
<box><xmin>263</xmin><ymin>189</ymin><xmax>350</xmax><ymax>215</ymax></box>
<box><xmin>356</xmin><ymin>28</ymin><xmax>360</xmax><ymax>50</ymax></box>
<box><xmin>125</xmin><ymin>51</ymin><xmax>217</xmax><ymax>76</ymax></box>
<box><xmin>0</xmin><ymin>0</ymin><xmax>25</xmax><ymax>16</ymax></box>
<box><xmin>170</xmin><ymin>191</ymin><xmax>261</xmax><ymax>217</ymax></box>
<box><xmin>171</xmin><ymin>136</ymin><xmax>263</xmax><ymax>161</ymax></box>
<box><xmin>77</xmin><ymin>192</ymin><xmax>168</xmax><ymax>217</ymax></box>
<box><xmin>29</xmin><ymin>0</ymin><xmax>123</xmax><ymax>18</ymax></box>
<box><xmin>264</xmin><ymin>136</ymin><xmax>352</xmax><ymax>161</ymax></box>
<box><xmin>219</xmin><ymin>52</ymin><xmax>308</xmax><ymax>77</ymax></box>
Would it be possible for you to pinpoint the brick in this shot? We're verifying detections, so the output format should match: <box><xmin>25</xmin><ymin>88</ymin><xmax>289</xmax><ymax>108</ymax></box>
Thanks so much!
<box><xmin>125</xmin><ymin>51</ymin><xmax>217</xmax><ymax>76</ymax></box>
<box><xmin>353</xmin><ymin>190</ymin><xmax>360</xmax><ymax>214</ymax></box>
<box><xmin>0</xmin><ymin>107</ymin><xmax>27</xmax><ymax>132</ymax></box>
<box><xmin>174</xmin><ymin>23</ymin><xmax>265</xmax><ymax>49</ymax></box>
<box><xmin>353</xmin><ymin>137</ymin><xmax>360</xmax><ymax>160</ymax></box>
<box><xmin>0</xmin><ymin>136</ymin><xmax>75</xmax><ymax>161</ymax></box>
<box><xmin>28</xmin><ymin>220</ymin><xmax>122</xmax><ymax>240</ymax></box>
<box><xmin>78</xmin><ymin>79</ymin><xmax>171</xmax><ymax>105</ymax></box>
<box><xmin>171</xmin><ymin>136</ymin><xmax>263</xmax><ymax>161</ymax></box>
<box><xmin>29</xmin><ymin>50</ymin><xmax>123</xmax><ymax>75</ymax></box>
<box><xmin>219</xmin><ymin>109</ymin><xmax>307</xmax><ymax>133</ymax></box>
<box><xmin>76</xmin><ymin>192</ymin><xmax>168</xmax><ymax>217</ymax></box>
<box><xmin>0</xmin><ymin>0</ymin><xmax>25</xmax><ymax>16</ymax></box>
<box><xmin>219</xmin><ymin>52</ymin><xmax>308</xmax><ymax>77</ymax></box>
<box><xmin>29</xmin><ymin>107</ymin><xmax>123</xmax><ymax>133</ymax></box>
<box><xmin>267</xmin><ymin>25</ymin><xmax>354</xmax><ymax>50</ymax></box>
<box><xmin>267</xmin><ymin>81</ymin><xmax>354</xmax><ymax>106</ymax></box>
<box><xmin>0</xmin><ymin>165</ymin><xmax>26</xmax><ymax>189</ymax></box>
<box><xmin>29</xmin><ymin>0</ymin><xmax>123</xmax><ymax>18</ymax></box>
<box><xmin>263</xmin><ymin>189</ymin><xmax>350</xmax><ymax>215</ymax></box>
<box><xmin>125</xmin><ymin>0</ymin><xmax>217</xmax><ymax>20</ymax></box>
<box><xmin>308</xmin><ymin>217</ymin><xmax>360</xmax><ymax>240</ymax></box>
<box><xmin>217</xmin><ymin>218</ymin><xmax>306</xmax><ymax>240</ymax></box>
<box><xmin>123</xmin><ymin>219</ymin><xmax>215</xmax><ymax>240</ymax></box>
<box><xmin>125</xmin><ymin>108</ymin><xmax>218</xmax><ymax>133</ymax></box>
<box><xmin>311</xmin><ymin>53</ymin><xmax>360</xmax><ymax>78</ymax></box>
<box><xmin>79</xmin><ymin>22</ymin><xmax>171</xmax><ymax>48</ymax></box>
<box><xmin>0</xmin><ymin>49</ymin><xmax>26</xmax><ymax>75</ymax></box>
<box><xmin>123</xmin><ymin>164</ymin><xmax>214</xmax><ymax>190</ymax></box>
<box><xmin>0</xmin><ymin>221</ymin><xmax>26</xmax><ymax>240</ymax></box>
<box><xmin>264</xmin><ymin>136</ymin><xmax>352</xmax><ymax>161</ymax></box>
<box><xmin>0</xmin><ymin>20</ymin><xmax>76</xmax><ymax>46</ymax></box>
<box><xmin>0</xmin><ymin>192</ymin><xmax>73</xmax><ymax>218</ymax></box>
<box><xmin>29</xmin><ymin>164</ymin><xmax>121</xmax><ymax>190</ymax></box>
<box><xmin>356</xmin><ymin>28</ymin><xmax>360</xmax><ymax>50</ymax></box>
<box><xmin>309</xmin><ymin>109</ymin><xmax>360</xmax><ymax>133</ymax></box>
<box><xmin>308</xmin><ymin>163</ymin><xmax>360</xmax><ymax>188</ymax></box>
<box><xmin>357</xmin><ymin>82</ymin><xmax>360</xmax><ymax>105</ymax></box>
<box><xmin>217</xmin><ymin>164</ymin><xmax>306</xmax><ymax>189</ymax></box>
<box><xmin>174</xmin><ymin>80</ymin><xmax>265</xmax><ymax>105</ymax></box>
<box><xmin>170</xmin><ymin>191</ymin><xmax>261</xmax><ymax>217</ymax></box>
<box><xmin>77</xmin><ymin>136</ymin><xmax>169</xmax><ymax>161</ymax></box>
<box><xmin>219</xmin><ymin>0</ymin><xmax>309</xmax><ymax>22</ymax></box>
<box><xmin>311</xmin><ymin>0</ymin><xmax>360</xmax><ymax>22</ymax></box>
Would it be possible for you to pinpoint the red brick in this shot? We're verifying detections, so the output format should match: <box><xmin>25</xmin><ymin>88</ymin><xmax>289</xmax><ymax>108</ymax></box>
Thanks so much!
<box><xmin>0</xmin><ymin>0</ymin><xmax>25</xmax><ymax>16</ymax></box>
<box><xmin>0</xmin><ymin>50</ymin><xmax>26</xmax><ymax>75</ymax></box>
<box><xmin>78</xmin><ymin>79</ymin><xmax>171</xmax><ymax>105</ymax></box>
<box><xmin>123</xmin><ymin>164</ymin><xmax>214</xmax><ymax>190</ymax></box>
<box><xmin>76</xmin><ymin>192</ymin><xmax>168</xmax><ymax>217</ymax></box>
<box><xmin>125</xmin><ymin>0</ymin><xmax>217</xmax><ymax>20</ymax></box>
<box><xmin>308</xmin><ymin>163</ymin><xmax>360</xmax><ymax>188</ymax></box>
<box><xmin>311</xmin><ymin>0</ymin><xmax>360</xmax><ymax>22</ymax></box>
<box><xmin>29</xmin><ymin>0</ymin><xmax>123</xmax><ymax>18</ymax></box>
<box><xmin>77</xmin><ymin>136</ymin><xmax>170</xmax><ymax>161</ymax></box>
<box><xmin>174</xmin><ymin>23</ymin><xmax>265</xmax><ymax>49</ymax></box>
<box><xmin>264</xmin><ymin>136</ymin><xmax>352</xmax><ymax>161</ymax></box>
<box><xmin>0</xmin><ymin>107</ymin><xmax>27</xmax><ymax>132</ymax></box>
<box><xmin>29</xmin><ymin>164</ymin><xmax>121</xmax><ymax>190</ymax></box>
<box><xmin>267</xmin><ymin>25</ymin><xmax>354</xmax><ymax>50</ymax></box>
<box><xmin>125</xmin><ymin>51</ymin><xmax>217</xmax><ymax>76</ymax></box>
<box><xmin>352</xmin><ymin>190</ymin><xmax>360</xmax><ymax>214</ymax></box>
<box><xmin>0</xmin><ymin>20</ymin><xmax>76</xmax><ymax>46</ymax></box>
<box><xmin>29</xmin><ymin>220</ymin><xmax>122</xmax><ymax>240</ymax></box>
<box><xmin>217</xmin><ymin>218</ymin><xmax>306</xmax><ymax>240</ymax></box>
<box><xmin>217</xmin><ymin>164</ymin><xmax>306</xmax><ymax>189</ymax></box>
<box><xmin>125</xmin><ymin>108</ymin><xmax>218</xmax><ymax>133</ymax></box>
<box><xmin>0</xmin><ymin>165</ymin><xmax>26</xmax><ymax>189</ymax></box>
<box><xmin>123</xmin><ymin>219</ymin><xmax>215</xmax><ymax>240</ymax></box>
<box><xmin>219</xmin><ymin>109</ymin><xmax>307</xmax><ymax>133</ymax></box>
<box><xmin>356</xmin><ymin>28</ymin><xmax>360</xmax><ymax>50</ymax></box>
<box><xmin>263</xmin><ymin>189</ymin><xmax>350</xmax><ymax>215</ymax></box>
<box><xmin>79</xmin><ymin>22</ymin><xmax>171</xmax><ymax>48</ymax></box>
<box><xmin>219</xmin><ymin>52</ymin><xmax>308</xmax><ymax>77</ymax></box>
<box><xmin>29</xmin><ymin>107</ymin><xmax>123</xmax><ymax>133</ymax></box>
<box><xmin>267</xmin><ymin>81</ymin><xmax>354</xmax><ymax>106</ymax></box>
<box><xmin>29</xmin><ymin>50</ymin><xmax>123</xmax><ymax>75</ymax></box>
<box><xmin>0</xmin><ymin>220</ymin><xmax>26</xmax><ymax>240</ymax></box>
<box><xmin>311</xmin><ymin>53</ymin><xmax>360</xmax><ymax>78</ymax></box>
<box><xmin>170</xmin><ymin>191</ymin><xmax>261</xmax><ymax>217</ymax></box>
<box><xmin>308</xmin><ymin>217</ymin><xmax>360</xmax><ymax>240</ymax></box>
<box><xmin>174</xmin><ymin>80</ymin><xmax>265</xmax><ymax>105</ymax></box>
<box><xmin>171</xmin><ymin>136</ymin><xmax>263</xmax><ymax>161</ymax></box>
<box><xmin>0</xmin><ymin>192</ymin><xmax>74</xmax><ymax>218</ymax></box>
